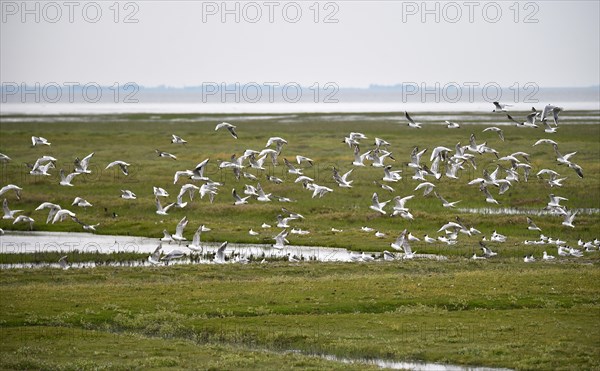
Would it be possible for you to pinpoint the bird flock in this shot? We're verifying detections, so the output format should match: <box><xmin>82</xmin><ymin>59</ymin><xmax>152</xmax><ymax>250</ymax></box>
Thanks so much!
<box><xmin>0</xmin><ymin>103</ymin><xmax>598</xmax><ymax>267</ymax></box>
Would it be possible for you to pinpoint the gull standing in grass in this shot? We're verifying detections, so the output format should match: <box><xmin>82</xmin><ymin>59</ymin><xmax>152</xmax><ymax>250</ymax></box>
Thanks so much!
<box><xmin>542</xmin><ymin>251</ymin><xmax>556</xmax><ymax>261</ymax></box>
<box><xmin>445</xmin><ymin>120</ymin><xmax>460</xmax><ymax>129</ymax></box>
<box><xmin>2</xmin><ymin>199</ymin><xmax>22</xmax><ymax>220</ymax></box>
<box><xmin>215</xmin><ymin>122</ymin><xmax>238</xmax><ymax>139</ymax></box>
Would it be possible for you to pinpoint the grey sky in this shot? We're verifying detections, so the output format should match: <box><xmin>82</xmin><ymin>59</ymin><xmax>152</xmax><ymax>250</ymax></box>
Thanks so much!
<box><xmin>1</xmin><ymin>0</ymin><xmax>599</xmax><ymax>88</ymax></box>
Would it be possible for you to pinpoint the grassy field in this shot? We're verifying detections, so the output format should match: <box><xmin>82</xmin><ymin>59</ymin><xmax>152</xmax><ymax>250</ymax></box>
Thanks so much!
<box><xmin>1</xmin><ymin>262</ymin><xmax>599</xmax><ymax>369</ymax></box>
<box><xmin>1</xmin><ymin>111</ymin><xmax>599</xmax><ymax>369</ymax></box>
<box><xmin>1</xmin><ymin>111</ymin><xmax>599</xmax><ymax>255</ymax></box>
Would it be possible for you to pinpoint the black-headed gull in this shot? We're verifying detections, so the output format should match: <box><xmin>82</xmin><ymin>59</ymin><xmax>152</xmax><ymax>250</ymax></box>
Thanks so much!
<box><xmin>507</xmin><ymin>113</ymin><xmax>538</xmax><ymax>128</ymax></box>
<box><xmin>492</xmin><ymin>101</ymin><xmax>511</xmax><ymax>112</ymax></box>
<box><xmin>404</xmin><ymin>111</ymin><xmax>422</xmax><ymax>128</ymax></box>
<box><xmin>72</xmin><ymin>197</ymin><xmax>92</xmax><ymax>208</ymax></box>
<box><xmin>186</xmin><ymin>225</ymin><xmax>207</xmax><ymax>252</ymax></box>
<box><xmin>148</xmin><ymin>243</ymin><xmax>162</xmax><ymax>265</ymax></box>
<box><xmin>74</xmin><ymin>152</ymin><xmax>94</xmax><ymax>173</ymax></box>
<box><xmin>121</xmin><ymin>190</ymin><xmax>137</xmax><ymax>200</ymax></box>
<box><xmin>13</xmin><ymin>215</ymin><xmax>34</xmax><ymax>230</ymax></box>
<box><xmin>172</xmin><ymin>216</ymin><xmax>188</xmax><ymax>244</ymax></box>
<box><xmin>31</xmin><ymin>136</ymin><xmax>51</xmax><ymax>146</ymax></box>
<box><xmin>106</xmin><ymin>161</ymin><xmax>130</xmax><ymax>176</ymax></box>
<box><xmin>72</xmin><ymin>216</ymin><xmax>99</xmax><ymax>232</ymax></box>
<box><xmin>59</xmin><ymin>169</ymin><xmax>79</xmax><ymax>186</ymax></box>
<box><xmin>434</xmin><ymin>191</ymin><xmax>461</xmax><ymax>208</ymax></box>
<box><xmin>171</xmin><ymin>134</ymin><xmax>187</xmax><ymax>144</ymax></box>
<box><xmin>2</xmin><ymin>198</ymin><xmax>22</xmax><ymax>220</ymax></box>
<box><xmin>369</xmin><ymin>193</ymin><xmax>389</xmax><ymax>215</ymax></box>
<box><xmin>155</xmin><ymin>197</ymin><xmax>175</xmax><ymax>216</ymax></box>
<box><xmin>332</xmin><ymin>167</ymin><xmax>353</xmax><ymax>188</ymax></box>
<box><xmin>213</xmin><ymin>241</ymin><xmax>228</xmax><ymax>264</ymax></box>
<box><xmin>273</xmin><ymin>229</ymin><xmax>289</xmax><ymax>249</ymax></box>
<box><xmin>232</xmin><ymin>189</ymin><xmax>250</xmax><ymax>205</ymax></box>
<box><xmin>482</xmin><ymin>126</ymin><xmax>505</xmax><ymax>141</ymax></box>
<box><xmin>52</xmin><ymin>209</ymin><xmax>76</xmax><ymax>224</ymax></box>
<box><xmin>155</xmin><ymin>149</ymin><xmax>177</xmax><ymax>160</ymax></box>
<box><xmin>35</xmin><ymin>202</ymin><xmax>61</xmax><ymax>224</ymax></box>
<box><xmin>58</xmin><ymin>255</ymin><xmax>70</xmax><ymax>270</ymax></box>
<box><xmin>445</xmin><ymin>120</ymin><xmax>460</xmax><ymax>129</ymax></box>
<box><xmin>527</xmin><ymin>217</ymin><xmax>541</xmax><ymax>231</ymax></box>
<box><xmin>215</xmin><ymin>122</ymin><xmax>238</xmax><ymax>139</ymax></box>
<box><xmin>0</xmin><ymin>184</ymin><xmax>22</xmax><ymax>200</ymax></box>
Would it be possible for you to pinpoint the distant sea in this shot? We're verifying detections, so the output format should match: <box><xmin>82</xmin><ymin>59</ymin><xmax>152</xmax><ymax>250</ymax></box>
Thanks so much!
<box><xmin>1</xmin><ymin>86</ymin><xmax>598</xmax><ymax>115</ymax></box>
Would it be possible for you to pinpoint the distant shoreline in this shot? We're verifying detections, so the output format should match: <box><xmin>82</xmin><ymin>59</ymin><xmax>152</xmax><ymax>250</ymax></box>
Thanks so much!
<box><xmin>2</xmin><ymin>102</ymin><xmax>599</xmax><ymax>115</ymax></box>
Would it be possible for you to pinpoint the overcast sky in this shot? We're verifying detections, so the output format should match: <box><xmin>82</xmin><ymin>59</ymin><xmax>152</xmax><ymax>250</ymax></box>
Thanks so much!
<box><xmin>1</xmin><ymin>1</ymin><xmax>599</xmax><ymax>89</ymax></box>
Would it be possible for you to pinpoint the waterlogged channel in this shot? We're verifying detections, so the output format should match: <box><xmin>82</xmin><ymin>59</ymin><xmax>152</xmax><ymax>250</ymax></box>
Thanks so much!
<box><xmin>303</xmin><ymin>352</ymin><xmax>513</xmax><ymax>371</ymax></box>
<box><xmin>0</xmin><ymin>231</ymin><xmax>447</xmax><ymax>269</ymax></box>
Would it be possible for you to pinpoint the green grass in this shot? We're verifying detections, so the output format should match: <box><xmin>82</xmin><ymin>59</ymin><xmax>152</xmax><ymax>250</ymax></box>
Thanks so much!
<box><xmin>1</xmin><ymin>111</ymin><xmax>599</xmax><ymax>369</ymax></box>
<box><xmin>1</xmin><ymin>262</ymin><xmax>598</xmax><ymax>369</ymax></box>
